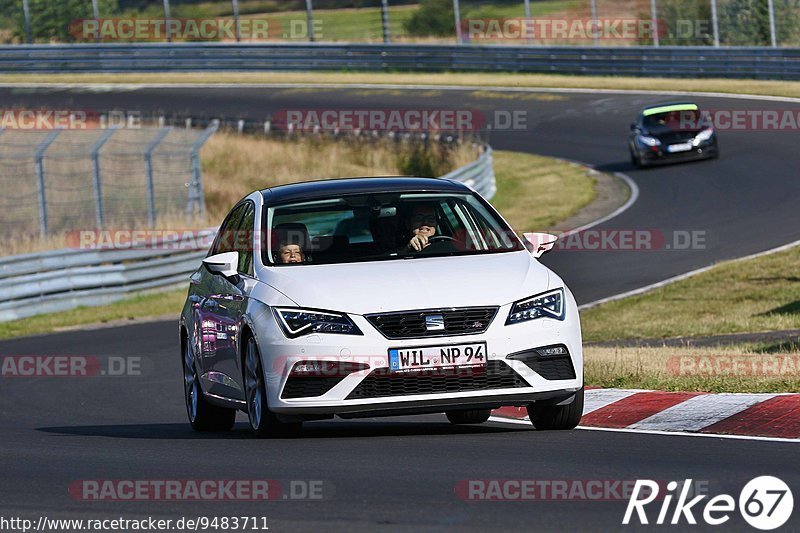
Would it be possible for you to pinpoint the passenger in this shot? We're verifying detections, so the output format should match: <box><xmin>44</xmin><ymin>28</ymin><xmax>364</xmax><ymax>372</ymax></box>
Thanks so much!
<box><xmin>278</xmin><ymin>241</ymin><xmax>305</xmax><ymax>264</ymax></box>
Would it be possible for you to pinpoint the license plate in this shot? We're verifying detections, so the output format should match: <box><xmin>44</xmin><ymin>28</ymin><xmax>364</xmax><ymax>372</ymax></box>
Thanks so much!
<box><xmin>388</xmin><ymin>342</ymin><xmax>486</xmax><ymax>372</ymax></box>
<box><xmin>667</xmin><ymin>142</ymin><xmax>693</xmax><ymax>153</ymax></box>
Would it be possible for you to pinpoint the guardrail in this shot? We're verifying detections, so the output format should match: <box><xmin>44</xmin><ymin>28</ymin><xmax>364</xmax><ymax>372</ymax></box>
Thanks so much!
<box><xmin>0</xmin><ymin>43</ymin><xmax>799</xmax><ymax>79</ymax></box>
<box><xmin>0</xmin><ymin>145</ymin><xmax>495</xmax><ymax>323</ymax></box>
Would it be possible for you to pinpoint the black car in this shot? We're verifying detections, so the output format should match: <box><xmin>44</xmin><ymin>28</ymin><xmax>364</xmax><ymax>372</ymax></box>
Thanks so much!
<box><xmin>628</xmin><ymin>102</ymin><xmax>719</xmax><ymax>168</ymax></box>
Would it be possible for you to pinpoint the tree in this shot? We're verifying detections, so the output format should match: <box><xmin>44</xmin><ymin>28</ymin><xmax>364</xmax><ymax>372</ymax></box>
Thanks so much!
<box><xmin>404</xmin><ymin>0</ymin><xmax>455</xmax><ymax>37</ymax></box>
<box><xmin>657</xmin><ymin>0</ymin><xmax>714</xmax><ymax>46</ymax></box>
<box><xmin>5</xmin><ymin>0</ymin><xmax>117</xmax><ymax>43</ymax></box>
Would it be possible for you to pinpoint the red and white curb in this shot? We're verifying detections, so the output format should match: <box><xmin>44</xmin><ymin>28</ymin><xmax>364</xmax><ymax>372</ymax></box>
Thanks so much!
<box><xmin>491</xmin><ymin>389</ymin><xmax>800</xmax><ymax>442</ymax></box>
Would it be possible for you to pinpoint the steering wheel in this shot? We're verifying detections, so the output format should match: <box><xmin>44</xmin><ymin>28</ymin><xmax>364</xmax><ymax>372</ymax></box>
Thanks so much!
<box><xmin>428</xmin><ymin>235</ymin><xmax>458</xmax><ymax>243</ymax></box>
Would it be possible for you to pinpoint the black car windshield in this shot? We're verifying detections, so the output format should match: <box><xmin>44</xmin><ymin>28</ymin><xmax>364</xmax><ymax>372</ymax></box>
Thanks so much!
<box><xmin>643</xmin><ymin>109</ymin><xmax>709</xmax><ymax>133</ymax></box>
<box><xmin>264</xmin><ymin>191</ymin><xmax>525</xmax><ymax>266</ymax></box>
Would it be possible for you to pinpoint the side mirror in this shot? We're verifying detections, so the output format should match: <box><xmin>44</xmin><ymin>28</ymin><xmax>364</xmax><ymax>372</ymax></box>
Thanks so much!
<box><xmin>203</xmin><ymin>251</ymin><xmax>240</xmax><ymax>284</ymax></box>
<box><xmin>630</xmin><ymin>123</ymin><xmax>637</xmax><ymax>131</ymax></box>
<box><xmin>523</xmin><ymin>232</ymin><xmax>559</xmax><ymax>258</ymax></box>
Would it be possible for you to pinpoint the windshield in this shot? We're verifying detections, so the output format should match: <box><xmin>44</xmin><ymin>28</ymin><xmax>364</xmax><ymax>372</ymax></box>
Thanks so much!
<box><xmin>264</xmin><ymin>191</ymin><xmax>524</xmax><ymax>266</ymax></box>
<box><xmin>643</xmin><ymin>109</ymin><xmax>709</xmax><ymax>133</ymax></box>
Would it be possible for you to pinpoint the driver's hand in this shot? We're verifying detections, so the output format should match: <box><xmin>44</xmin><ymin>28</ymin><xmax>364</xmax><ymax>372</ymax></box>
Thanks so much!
<box><xmin>407</xmin><ymin>234</ymin><xmax>429</xmax><ymax>251</ymax></box>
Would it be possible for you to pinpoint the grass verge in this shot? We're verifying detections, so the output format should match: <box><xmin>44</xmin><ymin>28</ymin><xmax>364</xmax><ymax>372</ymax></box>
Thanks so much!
<box><xmin>2</xmin><ymin>72</ymin><xmax>800</xmax><ymax>100</ymax></box>
<box><xmin>0</xmin><ymin>146</ymin><xmax>597</xmax><ymax>340</ymax></box>
<box><xmin>0</xmin><ymin>289</ymin><xmax>186</xmax><ymax>340</ymax></box>
<box><xmin>581</xmin><ymin>245</ymin><xmax>800</xmax><ymax>343</ymax></box>
<box><xmin>585</xmin><ymin>345</ymin><xmax>800</xmax><ymax>393</ymax></box>
<box><xmin>491</xmin><ymin>151</ymin><xmax>595</xmax><ymax>230</ymax></box>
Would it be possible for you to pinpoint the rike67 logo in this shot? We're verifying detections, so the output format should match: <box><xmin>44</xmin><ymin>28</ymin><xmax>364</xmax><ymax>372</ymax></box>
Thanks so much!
<box><xmin>624</xmin><ymin>477</ymin><xmax>793</xmax><ymax>530</ymax></box>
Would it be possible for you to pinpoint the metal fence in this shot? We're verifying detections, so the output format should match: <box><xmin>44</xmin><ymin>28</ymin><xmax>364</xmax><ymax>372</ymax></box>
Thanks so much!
<box><xmin>1</xmin><ymin>43</ymin><xmax>798</xmax><ymax>79</ymax></box>
<box><xmin>6</xmin><ymin>0</ymin><xmax>800</xmax><ymax>48</ymax></box>
<box><xmin>0</xmin><ymin>144</ymin><xmax>496</xmax><ymax>322</ymax></box>
<box><xmin>0</xmin><ymin>123</ymin><xmax>216</xmax><ymax>239</ymax></box>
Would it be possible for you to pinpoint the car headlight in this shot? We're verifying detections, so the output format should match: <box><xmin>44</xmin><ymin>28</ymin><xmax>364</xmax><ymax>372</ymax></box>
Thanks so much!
<box><xmin>506</xmin><ymin>288</ymin><xmax>565</xmax><ymax>325</ymax></box>
<box><xmin>638</xmin><ymin>134</ymin><xmax>661</xmax><ymax>147</ymax></box>
<box><xmin>273</xmin><ymin>307</ymin><xmax>363</xmax><ymax>338</ymax></box>
<box><xmin>694</xmin><ymin>127</ymin><xmax>715</xmax><ymax>143</ymax></box>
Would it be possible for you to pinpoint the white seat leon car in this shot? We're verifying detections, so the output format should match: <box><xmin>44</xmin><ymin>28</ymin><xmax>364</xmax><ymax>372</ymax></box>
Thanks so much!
<box><xmin>180</xmin><ymin>177</ymin><xmax>583</xmax><ymax>437</ymax></box>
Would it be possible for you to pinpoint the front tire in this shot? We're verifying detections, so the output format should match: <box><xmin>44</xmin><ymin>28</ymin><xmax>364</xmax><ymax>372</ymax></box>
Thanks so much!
<box><xmin>243</xmin><ymin>336</ymin><xmax>301</xmax><ymax>438</ymax></box>
<box><xmin>183</xmin><ymin>344</ymin><xmax>236</xmax><ymax>432</ymax></box>
<box><xmin>527</xmin><ymin>388</ymin><xmax>584</xmax><ymax>430</ymax></box>
<box><xmin>446</xmin><ymin>409</ymin><xmax>491</xmax><ymax>425</ymax></box>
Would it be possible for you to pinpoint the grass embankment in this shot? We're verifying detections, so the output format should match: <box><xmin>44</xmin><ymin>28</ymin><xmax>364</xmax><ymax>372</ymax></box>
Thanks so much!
<box><xmin>582</xmin><ymin>246</ymin><xmax>800</xmax><ymax>343</ymax></box>
<box><xmin>585</xmin><ymin>345</ymin><xmax>800</xmax><ymax>393</ymax></box>
<box><xmin>0</xmin><ymin>136</ymin><xmax>596</xmax><ymax>340</ymax></box>
<box><xmin>3</xmin><ymin>72</ymin><xmax>800</xmax><ymax>100</ymax></box>
<box><xmin>581</xmin><ymin>245</ymin><xmax>800</xmax><ymax>392</ymax></box>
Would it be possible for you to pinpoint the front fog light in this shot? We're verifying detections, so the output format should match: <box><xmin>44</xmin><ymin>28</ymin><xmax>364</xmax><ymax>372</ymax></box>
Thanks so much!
<box><xmin>536</xmin><ymin>345</ymin><xmax>569</xmax><ymax>357</ymax></box>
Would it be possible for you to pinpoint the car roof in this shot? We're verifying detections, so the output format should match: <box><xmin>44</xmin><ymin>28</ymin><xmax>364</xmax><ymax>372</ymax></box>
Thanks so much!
<box><xmin>260</xmin><ymin>176</ymin><xmax>471</xmax><ymax>205</ymax></box>
<box><xmin>640</xmin><ymin>102</ymin><xmax>699</xmax><ymax>116</ymax></box>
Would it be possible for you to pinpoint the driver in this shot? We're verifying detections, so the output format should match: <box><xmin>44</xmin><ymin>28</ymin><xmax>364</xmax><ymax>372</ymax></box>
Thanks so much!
<box><xmin>403</xmin><ymin>204</ymin><xmax>457</xmax><ymax>253</ymax></box>
<box><xmin>405</xmin><ymin>204</ymin><xmax>438</xmax><ymax>252</ymax></box>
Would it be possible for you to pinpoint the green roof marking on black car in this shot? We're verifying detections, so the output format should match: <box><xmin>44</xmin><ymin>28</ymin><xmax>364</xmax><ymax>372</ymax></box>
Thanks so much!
<box><xmin>642</xmin><ymin>104</ymin><xmax>699</xmax><ymax>117</ymax></box>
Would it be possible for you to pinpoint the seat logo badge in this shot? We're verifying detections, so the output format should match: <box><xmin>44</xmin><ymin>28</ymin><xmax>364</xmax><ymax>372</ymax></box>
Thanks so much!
<box><xmin>425</xmin><ymin>314</ymin><xmax>445</xmax><ymax>331</ymax></box>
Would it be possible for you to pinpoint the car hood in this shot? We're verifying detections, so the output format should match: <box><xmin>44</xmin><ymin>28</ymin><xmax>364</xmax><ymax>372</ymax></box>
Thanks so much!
<box><xmin>260</xmin><ymin>251</ymin><xmax>550</xmax><ymax>315</ymax></box>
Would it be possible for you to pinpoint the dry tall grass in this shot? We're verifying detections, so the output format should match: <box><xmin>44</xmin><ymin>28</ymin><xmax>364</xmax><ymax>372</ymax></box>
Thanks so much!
<box><xmin>585</xmin><ymin>345</ymin><xmax>800</xmax><ymax>393</ymax></box>
<box><xmin>200</xmin><ymin>132</ymin><xmax>476</xmax><ymax>220</ymax></box>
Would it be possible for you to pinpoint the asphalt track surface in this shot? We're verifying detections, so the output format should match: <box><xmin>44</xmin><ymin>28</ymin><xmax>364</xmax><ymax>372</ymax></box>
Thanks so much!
<box><xmin>1</xmin><ymin>86</ymin><xmax>799</xmax><ymax>531</ymax></box>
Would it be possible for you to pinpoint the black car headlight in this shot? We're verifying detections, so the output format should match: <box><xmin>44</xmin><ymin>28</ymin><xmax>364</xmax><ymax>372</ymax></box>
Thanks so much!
<box><xmin>506</xmin><ymin>288</ymin><xmax>565</xmax><ymax>325</ymax></box>
<box><xmin>274</xmin><ymin>307</ymin><xmax>363</xmax><ymax>338</ymax></box>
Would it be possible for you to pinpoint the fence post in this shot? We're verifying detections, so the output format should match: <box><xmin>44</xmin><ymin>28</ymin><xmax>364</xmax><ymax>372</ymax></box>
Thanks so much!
<box><xmin>90</xmin><ymin>128</ymin><xmax>117</xmax><ymax>228</ymax></box>
<box><xmin>22</xmin><ymin>0</ymin><xmax>32</xmax><ymax>43</ymax></box>
<box><xmin>453</xmin><ymin>0</ymin><xmax>462</xmax><ymax>44</ymax></box>
<box><xmin>710</xmin><ymin>0</ymin><xmax>719</xmax><ymax>47</ymax></box>
<box><xmin>589</xmin><ymin>0</ymin><xmax>598</xmax><ymax>47</ymax></box>
<box><xmin>767</xmin><ymin>0</ymin><xmax>777</xmax><ymax>48</ymax></box>
<box><xmin>232</xmin><ymin>0</ymin><xmax>241</xmax><ymax>42</ymax></box>
<box><xmin>305</xmin><ymin>0</ymin><xmax>315</xmax><ymax>42</ymax></box>
<box><xmin>163</xmin><ymin>0</ymin><xmax>172</xmax><ymax>43</ymax></box>
<box><xmin>34</xmin><ymin>131</ymin><xmax>61</xmax><ymax>238</ymax></box>
<box><xmin>523</xmin><ymin>0</ymin><xmax>532</xmax><ymax>43</ymax></box>
<box><xmin>188</xmin><ymin>120</ymin><xmax>219</xmax><ymax>216</ymax></box>
<box><xmin>380</xmin><ymin>0</ymin><xmax>390</xmax><ymax>44</ymax></box>
<box><xmin>650</xmin><ymin>0</ymin><xmax>659</xmax><ymax>47</ymax></box>
<box><xmin>144</xmin><ymin>129</ymin><xmax>170</xmax><ymax>227</ymax></box>
<box><xmin>91</xmin><ymin>0</ymin><xmax>100</xmax><ymax>41</ymax></box>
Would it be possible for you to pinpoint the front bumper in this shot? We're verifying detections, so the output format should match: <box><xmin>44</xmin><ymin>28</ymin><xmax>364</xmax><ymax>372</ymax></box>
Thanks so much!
<box><xmin>251</xmin><ymin>296</ymin><xmax>583</xmax><ymax>416</ymax></box>
<box><xmin>639</xmin><ymin>141</ymin><xmax>718</xmax><ymax>165</ymax></box>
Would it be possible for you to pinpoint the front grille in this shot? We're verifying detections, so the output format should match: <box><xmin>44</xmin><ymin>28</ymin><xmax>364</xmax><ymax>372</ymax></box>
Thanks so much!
<box><xmin>365</xmin><ymin>307</ymin><xmax>498</xmax><ymax>339</ymax></box>
<box><xmin>346</xmin><ymin>360</ymin><xmax>528</xmax><ymax>400</ymax></box>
